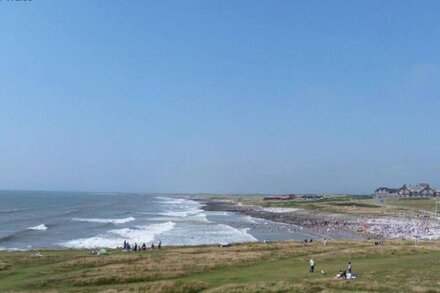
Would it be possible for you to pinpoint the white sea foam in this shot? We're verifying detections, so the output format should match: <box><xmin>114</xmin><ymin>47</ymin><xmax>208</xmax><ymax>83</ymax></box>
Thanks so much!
<box><xmin>72</xmin><ymin>217</ymin><xmax>135</xmax><ymax>224</ymax></box>
<box><xmin>160</xmin><ymin>211</ymin><xmax>192</xmax><ymax>217</ymax></box>
<box><xmin>61</xmin><ymin>221</ymin><xmax>175</xmax><ymax>249</ymax></box>
<box><xmin>160</xmin><ymin>209</ymin><xmax>204</xmax><ymax>218</ymax></box>
<box><xmin>173</xmin><ymin>224</ymin><xmax>257</xmax><ymax>245</ymax></box>
<box><xmin>156</xmin><ymin>197</ymin><xmax>210</xmax><ymax>222</ymax></box>
<box><xmin>27</xmin><ymin>224</ymin><xmax>48</xmax><ymax>231</ymax></box>
<box><xmin>244</xmin><ymin>215</ymin><xmax>258</xmax><ymax>224</ymax></box>
<box><xmin>155</xmin><ymin>196</ymin><xmax>187</xmax><ymax>204</ymax></box>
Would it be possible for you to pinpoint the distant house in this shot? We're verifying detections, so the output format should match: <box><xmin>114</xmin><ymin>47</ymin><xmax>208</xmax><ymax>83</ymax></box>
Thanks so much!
<box><xmin>263</xmin><ymin>194</ymin><xmax>296</xmax><ymax>201</ymax></box>
<box><xmin>300</xmin><ymin>194</ymin><xmax>323</xmax><ymax>200</ymax></box>
<box><xmin>375</xmin><ymin>183</ymin><xmax>440</xmax><ymax>197</ymax></box>
<box><xmin>375</xmin><ymin>187</ymin><xmax>398</xmax><ymax>196</ymax></box>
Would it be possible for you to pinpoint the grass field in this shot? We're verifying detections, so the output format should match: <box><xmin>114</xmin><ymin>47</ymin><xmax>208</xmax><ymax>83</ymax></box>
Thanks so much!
<box><xmin>1</xmin><ymin>240</ymin><xmax>440</xmax><ymax>292</ymax></box>
<box><xmin>385</xmin><ymin>198</ymin><xmax>439</xmax><ymax>213</ymax></box>
<box><xmin>236</xmin><ymin>194</ymin><xmax>404</xmax><ymax>216</ymax></box>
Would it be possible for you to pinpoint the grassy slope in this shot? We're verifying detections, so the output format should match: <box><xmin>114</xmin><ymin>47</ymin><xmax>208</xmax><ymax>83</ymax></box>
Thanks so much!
<box><xmin>1</xmin><ymin>240</ymin><xmax>440</xmax><ymax>292</ymax></box>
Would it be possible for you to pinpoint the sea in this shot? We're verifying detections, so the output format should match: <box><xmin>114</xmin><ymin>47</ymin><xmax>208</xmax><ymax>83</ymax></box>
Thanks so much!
<box><xmin>0</xmin><ymin>190</ymin><xmax>319</xmax><ymax>251</ymax></box>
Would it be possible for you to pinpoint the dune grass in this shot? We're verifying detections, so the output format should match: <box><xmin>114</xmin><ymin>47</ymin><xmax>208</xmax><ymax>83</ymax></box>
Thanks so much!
<box><xmin>1</xmin><ymin>240</ymin><xmax>440</xmax><ymax>292</ymax></box>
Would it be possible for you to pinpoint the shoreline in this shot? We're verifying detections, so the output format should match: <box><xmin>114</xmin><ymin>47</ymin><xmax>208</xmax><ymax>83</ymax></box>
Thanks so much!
<box><xmin>199</xmin><ymin>199</ymin><xmax>366</xmax><ymax>240</ymax></box>
<box><xmin>197</xmin><ymin>197</ymin><xmax>440</xmax><ymax>240</ymax></box>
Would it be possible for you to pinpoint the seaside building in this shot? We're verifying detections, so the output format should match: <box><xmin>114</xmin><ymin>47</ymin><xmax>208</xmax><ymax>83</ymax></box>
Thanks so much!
<box><xmin>375</xmin><ymin>183</ymin><xmax>440</xmax><ymax>197</ymax></box>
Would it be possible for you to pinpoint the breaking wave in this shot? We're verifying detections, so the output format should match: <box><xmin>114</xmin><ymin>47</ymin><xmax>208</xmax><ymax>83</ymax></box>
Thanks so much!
<box><xmin>61</xmin><ymin>221</ymin><xmax>175</xmax><ymax>249</ymax></box>
<box><xmin>27</xmin><ymin>224</ymin><xmax>48</xmax><ymax>231</ymax></box>
<box><xmin>72</xmin><ymin>217</ymin><xmax>135</xmax><ymax>224</ymax></box>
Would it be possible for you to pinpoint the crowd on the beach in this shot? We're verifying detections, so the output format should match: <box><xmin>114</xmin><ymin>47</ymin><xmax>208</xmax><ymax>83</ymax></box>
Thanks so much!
<box><xmin>122</xmin><ymin>240</ymin><xmax>162</xmax><ymax>252</ymax></box>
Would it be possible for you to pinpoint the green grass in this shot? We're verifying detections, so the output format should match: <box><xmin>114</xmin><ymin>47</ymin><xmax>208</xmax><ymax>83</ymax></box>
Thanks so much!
<box><xmin>329</xmin><ymin>202</ymin><xmax>380</xmax><ymax>208</ymax></box>
<box><xmin>385</xmin><ymin>198</ymin><xmax>438</xmax><ymax>213</ymax></box>
<box><xmin>1</xmin><ymin>240</ymin><xmax>440</xmax><ymax>292</ymax></box>
<box><xmin>239</xmin><ymin>194</ymin><xmax>393</xmax><ymax>216</ymax></box>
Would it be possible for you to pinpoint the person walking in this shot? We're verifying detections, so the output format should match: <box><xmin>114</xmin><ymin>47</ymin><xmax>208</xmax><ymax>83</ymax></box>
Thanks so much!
<box><xmin>309</xmin><ymin>258</ymin><xmax>315</xmax><ymax>273</ymax></box>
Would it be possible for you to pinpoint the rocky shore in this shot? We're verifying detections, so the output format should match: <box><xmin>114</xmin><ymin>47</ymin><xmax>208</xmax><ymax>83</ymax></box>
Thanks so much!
<box><xmin>199</xmin><ymin>199</ymin><xmax>440</xmax><ymax>240</ymax></box>
<box><xmin>200</xmin><ymin>199</ymin><xmax>365</xmax><ymax>240</ymax></box>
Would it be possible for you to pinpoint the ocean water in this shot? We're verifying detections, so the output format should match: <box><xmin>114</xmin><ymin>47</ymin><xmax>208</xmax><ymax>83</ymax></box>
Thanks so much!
<box><xmin>0</xmin><ymin>191</ymin><xmax>318</xmax><ymax>251</ymax></box>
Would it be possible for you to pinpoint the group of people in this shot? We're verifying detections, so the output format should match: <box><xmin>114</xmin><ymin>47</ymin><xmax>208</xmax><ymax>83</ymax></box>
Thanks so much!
<box><xmin>335</xmin><ymin>261</ymin><xmax>355</xmax><ymax>279</ymax></box>
<box><xmin>303</xmin><ymin>238</ymin><xmax>314</xmax><ymax>243</ymax></box>
<box><xmin>304</xmin><ymin>237</ymin><xmax>330</xmax><ymax>245</ymax></box>
<box><xmin>123</xmin><ymin>240</ymin><xmax>162</xmax><ymax>252</ymax></box>
<box><xmin>309</xmin><ymin>258</ymin><xmax>356</xmax><ymax>279</ymax></box>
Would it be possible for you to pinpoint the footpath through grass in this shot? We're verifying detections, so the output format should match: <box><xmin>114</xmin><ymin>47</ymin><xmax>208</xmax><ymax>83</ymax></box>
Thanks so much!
<box><xmin>1</xmin><ymin>240</ymin><xmax>440</xmax><ymax>292</ymax></box>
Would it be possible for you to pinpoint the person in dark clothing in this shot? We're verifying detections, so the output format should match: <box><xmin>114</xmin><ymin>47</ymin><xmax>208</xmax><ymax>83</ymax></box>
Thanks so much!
<box><xmin>151</xmin><ymin>243</ymin><xmax>155</xmax><ymax>249</ymax></box>
<box><xmin>158</xmin><ymin>240</ymin><xmax>162</xmax><ymax>249</ymax></box>
<box><xmin>339</xmin><ymin>270</ymin><xmax>347</xmax><ymax>279</ymax></box>
<box><xmin>142</xmin><ymin>243</ymin><xmax>146</xmax><ymax>250</ymax></box>
<box><xmin>134</xmin><ymin>243</ymin><xmax>138</xmax><ymax>252</ymax></box>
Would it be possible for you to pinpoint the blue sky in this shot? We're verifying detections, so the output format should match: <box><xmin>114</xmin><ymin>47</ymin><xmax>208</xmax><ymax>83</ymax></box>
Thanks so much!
<box><xmin>1</xmin><ymin>1</ymin><xmax>439</xmax><ymax>194</ymax></box>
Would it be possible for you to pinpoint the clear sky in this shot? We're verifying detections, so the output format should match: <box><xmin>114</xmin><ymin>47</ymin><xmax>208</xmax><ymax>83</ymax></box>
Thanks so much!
<box><xmin>1</xmin><ymin>1</ymin><xmax>439</xmax><ymax>194</ymax></box>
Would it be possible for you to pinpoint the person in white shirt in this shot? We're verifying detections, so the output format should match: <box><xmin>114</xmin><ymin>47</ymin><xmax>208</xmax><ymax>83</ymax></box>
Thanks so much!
<box><xmin>309</xmin><ymin>258</ymin><xmax>315</xmax><ymax>272</ymax></box>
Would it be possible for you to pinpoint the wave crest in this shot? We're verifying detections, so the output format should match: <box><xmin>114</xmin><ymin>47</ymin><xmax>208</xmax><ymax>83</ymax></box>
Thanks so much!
<box><xmin>27</xmin><ymin>224</ymin><xmax>48</xmax><ymax>231</ymax></box>
<box><xmin>61</xmin><ymin>221</ymin><xmax>175</xmax><ymax>249</ymax></box>
<box><xmin>72</xmin><ymin>217</ymin><xmax>135</xmax><ymax>224</ymax></box>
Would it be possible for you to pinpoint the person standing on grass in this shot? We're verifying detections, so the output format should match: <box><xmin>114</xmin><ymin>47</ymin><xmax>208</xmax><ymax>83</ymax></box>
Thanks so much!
<box><xmin>309</xmin><ymin>258</ymin><xmax>315</xmax><ymax>273</ymax></box>
<box><xmin>347</xmin><ymin>261</ymin><xmax>352</xmax><ymax>274</ymax></box>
